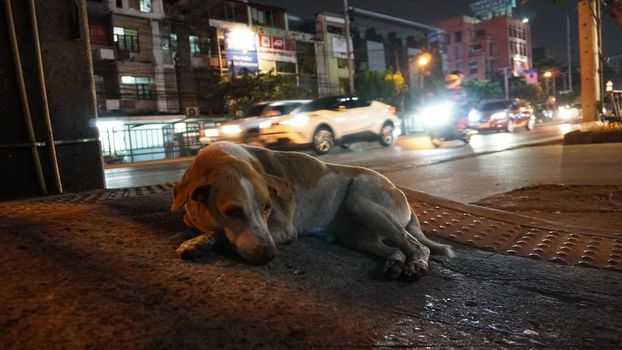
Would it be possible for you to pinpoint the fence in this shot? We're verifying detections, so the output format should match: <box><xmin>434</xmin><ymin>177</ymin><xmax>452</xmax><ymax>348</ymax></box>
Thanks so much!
<box><xmin>98</xmin><ymin>119</ymin><xmax>221</xmax><ymax>164</ymax></box>
<box><xmin>399</xmin><ymin>113</ymin><xmax>424</xmax><ymax>135</ymax></box>
<box><xmin>604</xmin><ymin>90</ymin><xmax>622</xmax><ymax>121</ymax></box>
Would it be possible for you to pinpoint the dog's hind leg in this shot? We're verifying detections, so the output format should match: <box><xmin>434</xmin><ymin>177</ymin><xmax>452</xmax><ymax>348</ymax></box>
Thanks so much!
<box><xmin>406</xmin><ymin>210</ymin><xmax>455</xmax><ymax>258</ymax></box>
<box><xmin>339</xmin><ymin>229</ymin><xmax>406</xmax><ymax>280</ymax></box>
<box><xmin>342</xmin><ymin>199</ymin><xmax>429</xmax><ymax>280</ymax></box>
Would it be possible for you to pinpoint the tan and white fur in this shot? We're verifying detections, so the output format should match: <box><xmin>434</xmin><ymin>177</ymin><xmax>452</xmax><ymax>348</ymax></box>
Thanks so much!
<box><xmin>171</xmin><ymin>142</ymin><xmax>453</xmax><ymax>281</ymax></box>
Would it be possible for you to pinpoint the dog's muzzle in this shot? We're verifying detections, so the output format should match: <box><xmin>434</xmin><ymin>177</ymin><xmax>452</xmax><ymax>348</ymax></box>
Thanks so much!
<box><xmin>238</xmin><ymin>243</ymin><xmax>278</xmax><ymax>265</ymax></box>
<box><xmin>234</xmin><ymin>231</ymin><xmax>278</xmax><ymax>265</ymax></box>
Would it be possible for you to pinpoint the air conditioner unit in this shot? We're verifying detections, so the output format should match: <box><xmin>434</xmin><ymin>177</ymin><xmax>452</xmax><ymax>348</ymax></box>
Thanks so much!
<box><xmin>185</xmin><ymin>106</ymin><xmax>200</xmax><ymax>117</ymax></box>
<box><xmin>98</xmin><ymin>48</ymin><xmax>116</xmax><ymax>60</ymax></box>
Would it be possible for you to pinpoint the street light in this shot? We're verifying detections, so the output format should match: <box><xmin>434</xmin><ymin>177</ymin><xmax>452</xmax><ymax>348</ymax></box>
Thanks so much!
<box><xmin>417</xmin><ymin>53</ymin><xmax>431</xmax><ymax>68</ymax></box>
<box><xmin>543</xmin><ymin>71</ymin><xmax>553</xmax><ymax>79</ymax></box>
<box><xmin>416</xmin><ymin>52</ymin><xmax>432</xmax><ymax>96</ymax></box>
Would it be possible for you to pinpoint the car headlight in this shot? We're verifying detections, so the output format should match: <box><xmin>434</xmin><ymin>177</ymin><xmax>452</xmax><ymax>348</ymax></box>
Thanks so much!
<box><xmin>220</xmin><ymin>124</ymin><xmax>242</xmax><ymax>135</ymax></box>
<box><xmin>490</xmin><ymin>111</ymin><xmax>507</xmax><ymax>120</ymax></box>
<box><xmin>558</xmin><ymin>106</ymin><xmax>571</xmax><ymax>120</ymax></box>
<box><xmin>279</xmin><ymin>114</ymin><xmax>309</xmax><ymax>126</ymax></box>
<box><xmin>259</xmin><ymin>120</ymin><xmax>273</xmax><ymax>129</ymax></box>
<box><xmin>420</xmin><ymin>102</ymin><xmax>453</xmax><ymax>126</ymax></box>
<box><xmin>203</xmin><ymin>128</ymin><xmax>219</xmax><ymax>137</ymax></box>
<box><xmin>468</xmin><ymin>109</ymin><xmax>481</xmax><ymax>122</ymax></box>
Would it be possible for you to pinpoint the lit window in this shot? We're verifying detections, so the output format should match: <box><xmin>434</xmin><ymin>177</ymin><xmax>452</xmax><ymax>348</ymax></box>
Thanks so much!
<box><xmin>140</xmin><ymin>0</ymin><xmax>152</xmax><ymax>13</ymax></box>
<box><xmin>189</xmin><ymin>35</ymin><xmax>210</xmax><ymax>56</ymax></box>
<box><xmin>121</xmin><ymin>76</ymin><xmax>155</xmax><ymax>99</ymax></box>
<box><xmin>127</xmin><ymin>0</ymin><xmax>152</xmax><ymax>12</ymax></box>
<box><xmin>113</xmin><ymin>27</ymin><xmax>139</xmax><ymax>52</ymax></box>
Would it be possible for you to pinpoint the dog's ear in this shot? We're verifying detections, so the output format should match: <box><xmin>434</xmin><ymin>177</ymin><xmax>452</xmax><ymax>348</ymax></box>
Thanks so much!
<box><xmin>263</xmin><ymin>174</ymin><xmax>291</xmax><ymax>199</ymax></box>
<box><xmin>171</xmin><ymin>181</ymin><xmax>191</xmax><ymax>212</ymax></box>
<box><xmin>171</xmin><ymin>182</ymin><xmax>212</xmax><ymax>212</ymax></box>
<box><xmin>190</xmin><ymin>184</ymin><xmax>212</xmax><ymax>202</ymax></box>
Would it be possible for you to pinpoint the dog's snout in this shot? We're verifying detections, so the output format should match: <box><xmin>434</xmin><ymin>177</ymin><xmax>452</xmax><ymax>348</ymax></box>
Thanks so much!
<box><xmin>243</xmin><ymin>244</ymin><xmax>278</xmax><ymax>265</ymax></box>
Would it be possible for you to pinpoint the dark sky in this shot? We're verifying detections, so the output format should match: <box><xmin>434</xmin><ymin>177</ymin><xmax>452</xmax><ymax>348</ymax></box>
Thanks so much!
<box><xmin>255</xmin><ymin>0</ymin><xmax>621</xmax><ymax>65</ymax></box>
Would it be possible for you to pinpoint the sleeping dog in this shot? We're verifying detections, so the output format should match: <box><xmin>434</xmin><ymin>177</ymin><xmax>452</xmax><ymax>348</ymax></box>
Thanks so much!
<box><xmin>171</xmin><ymin>142</ymin><xmax>453</xmax><ymax>281</ymax></box>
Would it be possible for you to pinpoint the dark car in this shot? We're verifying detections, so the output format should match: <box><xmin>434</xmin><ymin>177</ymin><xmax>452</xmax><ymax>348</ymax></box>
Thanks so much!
<box><xmin>471</xmin><ymin>98</ymin><xmax>536</xmax><ymax>133</ymax></box>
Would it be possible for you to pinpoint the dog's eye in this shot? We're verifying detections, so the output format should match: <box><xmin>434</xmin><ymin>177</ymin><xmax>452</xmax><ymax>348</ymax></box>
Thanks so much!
<box><xmin>224</xmin><ymin>206</ymin><xmax>245</xmax><ymax>219</ymax></box>
<box><xmin>264</xmin><ymin>202</ymin><xmax>271</xmax><ymax>212</ymax></box>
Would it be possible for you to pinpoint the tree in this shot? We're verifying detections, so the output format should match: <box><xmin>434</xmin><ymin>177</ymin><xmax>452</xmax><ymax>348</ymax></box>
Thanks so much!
<box><xmin>218</xmin><ymin>70</ymin><xmax>312</xmax><ymax>117</ymax></box>
<box><xmin>509</xmin><ymin>76</ymin><xmax>542</xmax><ymax>102</ymax></box>
<box><xmin>354</xmin><ymin>70</ymin><xmax>409</xmax><ymax>109</ymax></box>
<box><xmin>461</xmin><ymin>78</ymin><xmax>503</xmax><ymax>104</ymax></box>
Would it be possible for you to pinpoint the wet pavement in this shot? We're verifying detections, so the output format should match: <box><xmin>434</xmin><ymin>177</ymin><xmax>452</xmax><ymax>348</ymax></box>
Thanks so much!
<box><xmin>1</xmin><ymin>184</ymin><xmax>621</xmax><ymax>348</ymax></box>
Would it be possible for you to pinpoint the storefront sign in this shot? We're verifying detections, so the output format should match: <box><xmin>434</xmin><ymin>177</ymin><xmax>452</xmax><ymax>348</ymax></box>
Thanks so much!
<box><xmin>258</xmin><ymin>34</ymin><xmax>296</xmax><ymax>63</ymax></box>
<box><xmin>332</xmin><ymin>36</ymin><xmax>350</xmax><ymax>59</ymax></box>
<box><xmin>225</xmin><ymin>29</ymin><xmax>259</xmax><ymax>72</ymax></box>
<box><xmin>524</xmin><ymin>69</ymin><xmax>538</xmax><ymax>85</ymax></box>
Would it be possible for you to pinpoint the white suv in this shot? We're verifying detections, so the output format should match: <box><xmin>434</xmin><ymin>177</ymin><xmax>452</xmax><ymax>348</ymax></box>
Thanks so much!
<box><xmin>258</xmin><ymin>95</ymin><xmax>401</xmax><ymax>154</ymax></box>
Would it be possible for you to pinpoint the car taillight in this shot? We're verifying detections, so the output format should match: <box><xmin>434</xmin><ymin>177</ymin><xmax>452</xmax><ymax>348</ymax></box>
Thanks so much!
<box><xmin>389</xmin><ymin>106</ymin><xmax>397</xmax><ymax>115</ymax></box>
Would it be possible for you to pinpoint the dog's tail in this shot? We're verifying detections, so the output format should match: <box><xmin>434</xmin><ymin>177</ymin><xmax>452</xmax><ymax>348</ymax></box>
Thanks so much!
<box><xmin>406</xmin><ymin>211</ymin><xmax>455</xmax><ymax>258</ymax></box>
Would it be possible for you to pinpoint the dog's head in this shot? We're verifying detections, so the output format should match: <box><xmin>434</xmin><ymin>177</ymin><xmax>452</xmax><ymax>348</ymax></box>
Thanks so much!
<box><xmin>171</xmin><ymin>152</ymin><xmax>289</xmax><ymax>264</ymax></box>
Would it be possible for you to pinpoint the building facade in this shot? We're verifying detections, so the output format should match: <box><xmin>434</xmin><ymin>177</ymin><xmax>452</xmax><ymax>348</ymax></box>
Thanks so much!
<box><xmin>87</xmin><ymin>0</ymin><xmax>447</xmax><ymax>117</ymax></box>
<box><xmin>436</xmin><ymin>15</ymin><xmax>531</xmax><ymax>80</ymax></box>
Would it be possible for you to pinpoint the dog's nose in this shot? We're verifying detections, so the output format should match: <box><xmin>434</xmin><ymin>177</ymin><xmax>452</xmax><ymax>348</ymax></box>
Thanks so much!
<box><xmin>245</xmin><ymin>245</ymin><xmax>278</xmax><ymax>265</ymax></box>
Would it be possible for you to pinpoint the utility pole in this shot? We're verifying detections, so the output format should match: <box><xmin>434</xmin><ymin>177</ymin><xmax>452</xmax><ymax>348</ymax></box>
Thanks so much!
<box><xmin>343</xmin><ymin>0</ymin><xmax>354</xmax><ymax>94</ymax></box>
<box><xmin>566</xmin><ymin>13</ymin><xmax>572</xmax><ymax>91</ymax></box>
<box><xmin>578</xmin><ymin>0</ymin><xmax>602</xmax><ymax>122</ymax></box>
<box><xmin>500</xmin><ymin>67</ymin><xmax>510</xmax><ymax>99</ymax></box>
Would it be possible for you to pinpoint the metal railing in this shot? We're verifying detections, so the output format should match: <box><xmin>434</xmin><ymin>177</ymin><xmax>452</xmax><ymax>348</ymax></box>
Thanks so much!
<box><xmin>604</xmin><ymin>90</ymin><xmax>622</xmax><ymax>122</ymax></box>
<box><xmin>99</xmin><ymin>120</ymin><xmax>221</xmax><ymax>164</ymax></box>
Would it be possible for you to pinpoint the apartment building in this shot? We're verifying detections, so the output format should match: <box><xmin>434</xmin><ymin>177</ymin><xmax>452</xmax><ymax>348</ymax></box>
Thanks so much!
<box><xmin>88</xmin><ymin>0</ymin><xmax>178</xmax><ymax>115</ymax></box>
<box><xmin>436</xmin><ymin>15</ymin><xmax>531</xmax><ymax>80</ymax></box>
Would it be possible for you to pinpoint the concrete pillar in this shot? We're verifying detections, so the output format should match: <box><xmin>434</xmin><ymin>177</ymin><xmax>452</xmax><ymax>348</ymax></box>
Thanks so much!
<box><xmin>172</xmin><ymin>23</ymin><xmax>198</xmax><ymax>113</ymax></box>
<box><xmin>578</xmin><ymin>0</ymin><xmax>602</xmax><ymax>122</ymax></box>
<box><xmin>0</xmin><ymin>0</ymin><xmax>105</xmax><ymax>200</ymax></box>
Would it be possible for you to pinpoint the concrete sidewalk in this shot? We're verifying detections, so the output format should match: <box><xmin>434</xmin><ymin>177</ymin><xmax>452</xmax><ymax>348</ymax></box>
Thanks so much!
<box><xmin>1</xmin><ymin>142</ymin><xmax>621</xmax><ymax>348</ymax></box>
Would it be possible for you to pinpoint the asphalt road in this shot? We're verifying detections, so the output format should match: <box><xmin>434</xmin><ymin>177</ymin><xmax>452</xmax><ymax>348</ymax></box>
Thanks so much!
<box><xmin>105</xmin><ymin>123</ymin><xmax>578</xmax><ymax>191</ymax></box>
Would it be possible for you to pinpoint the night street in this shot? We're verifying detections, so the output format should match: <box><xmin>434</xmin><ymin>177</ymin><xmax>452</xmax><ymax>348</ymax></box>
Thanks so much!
<box><xmin>3</xmin><ymin>0</ymin><xmax>622</xmax><ymax>348</ymax></box>
<box><xmin>105</xmin><ymin>122</ymin><xmax>576</xmax><ymax>190</ymax></box>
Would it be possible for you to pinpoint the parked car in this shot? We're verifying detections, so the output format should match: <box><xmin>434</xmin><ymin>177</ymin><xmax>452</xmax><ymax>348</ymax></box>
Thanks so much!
<box><xmin>258</xmin><ymin>95</ymin><xmax>401</xmax><ymax>154</ymax></box>
<box><xmin>470</xmin><ymin>98</ymin><xmax>536</xmax><ymax>133</ymax></box>
<box><xmin>199</xmin><ymin>100</ymin><xmax>310</xmax><ymax>146</ymax></box>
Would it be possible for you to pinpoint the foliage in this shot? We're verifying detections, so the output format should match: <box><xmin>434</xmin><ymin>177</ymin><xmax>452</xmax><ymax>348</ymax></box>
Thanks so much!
<box><xmin>218</xmin><ymin>70</ymin><xmax>312</xmax><ymax>116</ymax></box>
<box><xmin>354</xmin><ymin>70</ymin><xmax>409</xmax><ymax>109</ymax></box>
<box><xmin>509</xmin><ymin>77</ymin><xmax>542</xmax><ymax>102</ymax></box>
<box><xmin>461</xmin><ymin>78</ymin><xmax>503</xmax><ymax>104</ymax></box>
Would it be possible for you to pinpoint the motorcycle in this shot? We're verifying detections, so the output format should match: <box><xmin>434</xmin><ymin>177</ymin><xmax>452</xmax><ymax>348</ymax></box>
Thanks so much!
<box><xmin>419</xmin><ymin>102</ymin><xmax>478</xmax><ymax>148</ymax></box>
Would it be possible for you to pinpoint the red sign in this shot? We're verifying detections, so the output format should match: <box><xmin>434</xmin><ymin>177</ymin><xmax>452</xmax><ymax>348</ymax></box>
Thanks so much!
<box><xmin>258</xmin><ymin>34</ymin><xmax>296</xmax><ymax>63</ymax></box>
<box><xmin>272</xmin><ymin>37</ymin><xmax>285</xmax><ymax>50</ymax></box>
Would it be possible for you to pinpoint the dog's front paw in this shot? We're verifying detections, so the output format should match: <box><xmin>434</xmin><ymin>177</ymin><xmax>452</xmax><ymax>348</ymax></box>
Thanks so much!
<box><xmin>403</xmin><ymin>258</ymin><xmax>428</xmax><ymax>282</ymax></box>
<box><xmin>176</xmin><ymin>235</ymin><xmax>216</xmax><ymax>260</ymax></box>
<box><xmin>383</xmin><ymin>251</ymin><xmax>406</xmax><ymax>280</ymax></box>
